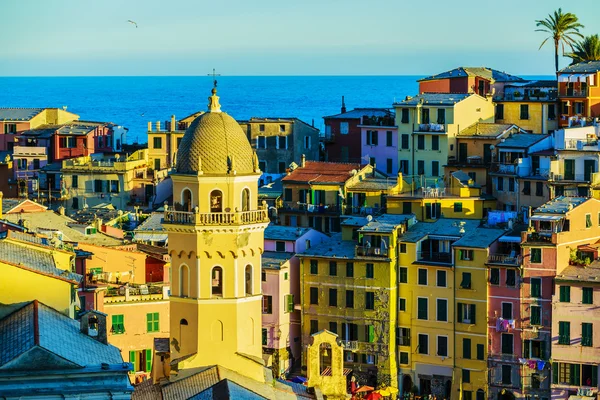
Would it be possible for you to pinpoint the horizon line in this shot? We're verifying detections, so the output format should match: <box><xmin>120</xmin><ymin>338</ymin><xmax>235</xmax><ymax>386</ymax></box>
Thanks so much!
<box><xmin>0</xmin><ymin>73</ymin><xmax>556</xmax><ymax>78</ymax></box>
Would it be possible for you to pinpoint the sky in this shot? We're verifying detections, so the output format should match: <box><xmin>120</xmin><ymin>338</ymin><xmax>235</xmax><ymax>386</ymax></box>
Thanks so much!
<box><xmin>1</xmin><ymin>0</ymin><xmax>599</xmax><ymax>76</ymax></box>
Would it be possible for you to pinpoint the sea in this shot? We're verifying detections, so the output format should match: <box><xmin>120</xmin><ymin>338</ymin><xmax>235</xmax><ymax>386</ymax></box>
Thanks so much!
<box><xmin>0</xmin><ymin>75</ymin><xmax>550</xmax><ymax>144</ymax></box>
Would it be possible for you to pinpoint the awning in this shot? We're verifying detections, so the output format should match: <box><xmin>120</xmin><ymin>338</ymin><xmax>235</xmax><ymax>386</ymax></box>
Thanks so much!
<box><xmin>133</xmin><ymin>233</ymin><xmax>168</xmax><ymax>242</ymax></box>
<box><xmin>530</xmin><ymin>215</ymin><xmax>563</xmax><ymax>221</ymax></box>
<box><xmin>320</xmin><ymin>367</ymin><xmax>351</xmax><ymax>376</ymax></box>
<box><xmin>499</xmin><ymin>235</ymin><xmax>522</xmax><ymax>243</ymax></box>
<box><xmin>568</xmin><ymin>396</ymin><xmax>594</xmax><ymax>400</ymax></box>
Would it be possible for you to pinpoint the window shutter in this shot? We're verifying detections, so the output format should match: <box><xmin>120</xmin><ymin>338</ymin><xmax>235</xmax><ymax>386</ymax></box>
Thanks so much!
<box><xmin>552</xmin><ymin>363</ymin><xmax>558</xmax><ymax>384</ymax></box>
<box><xmin>129</xmin><ymin>351</ymin><xmax>136</xmax><ymax>365</ymax></box>
<box><xmin>145</xmin><ymin>349</ymin><xmax>152</xmax><ymax>372</ymax></box>
<box><xmin>457</xmin><ymin>303</ymin><xmax>463</xmax><ymax>322</ymax></box>
<box><xmin>523</xmin><ymin>340</ymin><xmax>530</xmax><ymax>358</ymax></box>
<box><xmin>470</xmin><ymin>304</ymin><xmax>476</xmax><ymax>324</ymax></box>
<box><xmin>368</xmin><ymin>325</ymin><xmax>375</xmax><ymax>343</ymax></box>
<box><xmin>286</xmin><ymin>294</ymin><xmax>294</xmax><ymax>313</ymax></box>
<box><xmin>341</xmin><ymin>323</ymin><xmax>347</xmax><ymax>340</ymax></box>
<box><xmin>571</xmin><ymin>363</ymin><xmax>580</xmax><ymax>386</ymax></box>
<box><xmin>540</xmin><ymin>340</ymin><xmax>546</xmax><ymax>359</ymax></box>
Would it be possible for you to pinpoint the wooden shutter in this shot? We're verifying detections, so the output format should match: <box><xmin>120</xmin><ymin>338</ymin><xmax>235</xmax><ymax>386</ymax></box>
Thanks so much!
<box><xmin>457</xmin><ymin>303</ymin><xmax>463</xmax><ymax>322</ymax></box>
<box><xmin>470</xmin><ymin>304</ymin><xmax>476</xmax><ymax>324</ymax></box>
<box><xmin>145</xmin><ymin>349</ymin><xmax>152</xmax><ymax>372</ymax></box>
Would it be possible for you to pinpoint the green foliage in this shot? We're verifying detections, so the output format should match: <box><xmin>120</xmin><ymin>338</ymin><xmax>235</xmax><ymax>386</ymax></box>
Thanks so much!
<box><xmin>535</xmin><ymin>8</ymin><xmax>584</xmax><ymax>72</ymax></box>
<box><xmin>567</xmin><ymin>34</ymin><xmax>600</xmax><ymax>63</ymax></box>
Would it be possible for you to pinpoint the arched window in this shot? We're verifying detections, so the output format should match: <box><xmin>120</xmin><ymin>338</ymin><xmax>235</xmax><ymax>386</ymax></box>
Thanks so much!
<box><xmin>245</xmin><ymin>265</ymin><xmax>253</xmax><ymax>295</ymax></box>
<box><xmin>180</xmin><ymin>319</ymin><xmax>188</xmax><ymax>325</ymax></box>
<box><xmin>212</xmin><ymin>267</ymin><xmax>223</xmax><ymax>296</ymax></box>
<box><xmin>210</xmin><ymin>190</ymin><xmax>223</xmax><ymax>213</ymax></box>
<box><xmin>179</xmin><ymin>264</ymin><xmax>189</xmax><ymax>297</ymax></box>
<box><xmin>476</xmin><ymin>389</ymin><xmax>485</xmax><ymax>400</ymax></box>
<box><xmin>319</xmin><ymin>343</ymin><xmax>332</xmax><ymax>375</ymax></box>
<box><xmin>242</xmin><ymin>188</ymin><xmax>250</xmax><ymax>211</ymax></box>
<box><xmin>182</xmin><ymin>189</ymin><xmax>192</xmax><ymax>211</ymax></box>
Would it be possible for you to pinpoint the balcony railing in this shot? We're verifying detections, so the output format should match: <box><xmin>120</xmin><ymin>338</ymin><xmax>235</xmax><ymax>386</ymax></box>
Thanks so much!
<box><xmin>355</xmin><ymin>245</ymin><xmax>389</xmax><ymax>258</ymax></box>
<box><xmin>550</xmin><ymin>173</ymin><xmax>591</xmax><ymax>182</ymax></box>
<box><xmin>491</xmin><ymin>162</ymin><xmax>517</xmax><ymax>174</ymax></box>
<box><xmin>341</xmin><ymin>340</ymin><xmax>359</xmax><ymax>351</ymax></box>
<box><xmin>414</xmin><ymin>123</ymin><xmax>447</xmax><ymax>133</ymax></box>
<box><xmin>281</xmin><ymin>203</ymin><xmax>340</xmax><ymax>214</ymax></box>
<box><xmin>560</xmin><ymin>88</ymin><xmax>589</xmax><ymax>97</ymax></box>
<box><xmin>417</xmin><ymin>251</ymin><xmax>452</xmax><ymax>264</ymax></box>
<box><xmin>163</xmin><ymin>208</ymin><xmax>269</xmax><ymax>226</ymax></box>
<box><xmin>487</xmin><ymin>254</ymin><xmax>522</xmax><ymax>266</ymax></box>
<box><xmin>563</xmin><ymin>139</ymin><xmax>600</xmax><ymax>150</ymax></box>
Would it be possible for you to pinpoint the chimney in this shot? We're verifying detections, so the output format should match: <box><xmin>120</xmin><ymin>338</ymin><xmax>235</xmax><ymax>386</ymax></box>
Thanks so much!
<box><xmin>301</xmin><ymin>154</ymin><xmax>306</xmax><ymax>168</ymax></box>
<box><xmin>170</xmin><ymin>115</ymin><xmax>176</xmax><ymax>132</ymax></box>
<box><xmin>80</xmin><ymin>310</ymin><xmax>108</xmax><ymax>344</ymax></box>
<box><xmin>148</xmin><ymin>121</ymin><xmax>152</xmax><ymax>132</ymax></box>
<box><xmin>156</xmin><ymin>121</ymin><xmax>161</xmax><ymax>131</ymax></box>
<box><xmin>341</xmin><ymin>96</ymin><xmax>347</xmax><ymax>114</ymax></box>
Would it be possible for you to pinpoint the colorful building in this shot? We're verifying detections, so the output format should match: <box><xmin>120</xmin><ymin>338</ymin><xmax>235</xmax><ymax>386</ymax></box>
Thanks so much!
<box><xmin>557</xmin><ymin>61</ymin><xmax>600</xmax><ymax>127</ymax></box>
<box><xmin>418</xmin><ymin>67</ymin><xmax>523</xmax><ymax>97</ymax></box>
<box><xmin>393</xmin><ymin>93</ymin><xmax>495</xmax><ymax>180</ymax></box>
<box><xmin>360</xmin><ymin>122</ymin><xmax>398</xmax><ymax>175</ymax></box>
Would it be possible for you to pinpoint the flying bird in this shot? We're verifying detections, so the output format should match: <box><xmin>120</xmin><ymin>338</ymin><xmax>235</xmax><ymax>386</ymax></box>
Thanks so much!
<box><xmin>127</xmin><ymin>20</ymin><xmax>138</xmax><ymax>28</ymax></box>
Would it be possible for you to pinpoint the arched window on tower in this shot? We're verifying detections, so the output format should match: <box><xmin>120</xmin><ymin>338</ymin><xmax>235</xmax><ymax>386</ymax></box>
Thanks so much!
<box><xmin>245</xmin><ymin>265</ymin><xmax>253</xmax><ymax>295</ymax></box>
<box><xmin>179</xmin><ymin>264</ymin><xmax>189</xmax><ymax>297</ymax></box>
<box><xmin>182</xmin><ymin>189</ymin><xmax>192</xmax><ymax>211</ymax></box>
<box><xmin>212</xmin><ymin>266</ymin><xmax>223</xmax><ymax>297</ymax></box>
<box><xmin>210</xmin><ymin>190</ymin><xmax>223</xmax><ymax>213</ymax></box>
<box><xmin>241</xmin><ymin>188</ymin><xmax>250</xmax><ymax>211</ymax></box>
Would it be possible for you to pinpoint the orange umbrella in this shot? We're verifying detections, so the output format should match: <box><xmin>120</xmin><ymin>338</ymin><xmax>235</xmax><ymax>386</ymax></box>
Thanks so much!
<box><xmin>356</xmin><ymin>386</ymin><xmax>375</xmax><ymax>393</ymax></box>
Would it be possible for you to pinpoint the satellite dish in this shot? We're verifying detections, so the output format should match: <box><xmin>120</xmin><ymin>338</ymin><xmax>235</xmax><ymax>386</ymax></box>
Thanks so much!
<box><xmin>366</xmin><ymin>215</ymin><xmax>373</xmax><ymax>222</ymax></box>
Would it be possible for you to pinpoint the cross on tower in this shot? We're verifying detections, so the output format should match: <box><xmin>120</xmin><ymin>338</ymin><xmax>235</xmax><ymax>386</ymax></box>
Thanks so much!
<box><xmin>207</xmin><ymin>68</ymin><xmax>221</xmax><ymax>88</ymax></box>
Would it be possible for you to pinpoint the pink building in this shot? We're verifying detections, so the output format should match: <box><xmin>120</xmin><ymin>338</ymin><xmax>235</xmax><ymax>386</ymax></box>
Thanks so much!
<box><xmin>551</xmin><ymin>262</ymin><xmax>600</xmax><ymax>399</ymax></box>
<box><xmin>360</xmin><ymin>122</ymin><xmax>398</xmax><ymax>175</ymax></box>
<box><xmin>261</xmin><ymin>225</ymin><xmax>328</xmax><ymax>376</ymax></box>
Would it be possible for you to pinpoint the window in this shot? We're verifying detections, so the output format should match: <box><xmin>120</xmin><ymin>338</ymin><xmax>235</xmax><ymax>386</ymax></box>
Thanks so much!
<box><xmin>531</xmin><ymin>248</ymin><xmax>542</xmax><ymax>264</ymax></box>
<box><xmin>496</xmin><ymin>104</ymin><xmax>504</xmax><ymax>119</ymax></box>
<box><xmin>284</xmin><ymin>294</ymin><xmax>294</xmax><ymax>313</ymax></box>
<box><xmin>490</xmin><ymin>268</ymin><xmax>500</xmax><ymax>285</ymax></box>
<box><xmin>463</xmin><ymin>391</ymin><xmax>472</xmax><ymax>400</ymax></box>
<box><xmin>366</xmin><ymin>292</ymin><xmax>375</xmax><ymax>310</ymax></box>
<box><xmin>398</xmin><ymin>327</ymin><xmax>411</xmax><ymax>346</ymax></box>
<box><xmin>418</xmin><ymin>334</ymin><xmax>428</xmax><ymax>354</ymax></box>
<box><xmin>386</xmin><ymin>131</ymin><xmax>393</xmax><ymax>147</ymax></box>
<box><xmin>417</xmin><ymin>135</ymin><xmax>425</xmax><ymax>150</ymax></box>
<box><xmin>437</xmin><ymin>336</ymin><xmax>448</xmax><ymax>356</ymax></box>
<box><xmin>523</xmin><ymin>180</ymin><xmax>531</xmax><ymax>195</ymax></box>
<box><xmin>531</xmin><ymin>277</ymin><xmax>541</xmax><ymax>297</ymax></box>
<box><xmin>463</xmin><ymin>338</ymin><xmax>472</xmax><ymax>359</ymax></box>
<box><xmin>153</xmin><ymin>137</ymin><xmax>162</xmax><ymax>149</ymax></box>
<box><xmin>261</xmin><ymin>271</ymin><xmax>266</xmax><ymax>282</ymax></box>
<box><xmin>262</xmin><ymin>328</ymin><xmax>268</xmax><ymax>345</ymax></box>
<box><xmin>210</xmin><ymin>190</ymin><xmax>223</xmax><ymax>212</ymax></box>
<box><xmin>401</xmin><ymin>134</ymin><xmax>409</xmax><ymax>149</ymax></box>
<box><xmin>422</xmin><ymin>108</ymin><xmax>430</xmax><ymax>124</ymax></box>
<box><xmin>454</xmin><ymin>202</ymin><xmax>463</xmax><ymax>213</ymax></box>
<box><xmin>437</xmin><ymin>270</ymin><xmax>446</xmax><ymax>287</ymax></box>
<box><xmin>110</xmin><ymin>180</ymin><xmax>119</xmax><ymax>193</ymax></box>
<box><xmin>431</xmin><ymin>161</ymin><xmax>439</xmax><ymax>177</ymax></box>
<box><xmin>212</xmin><ymin>267</ymin><xmax>223</xmax><ymax>296</ymax></box>
<box><xmin>502</xmin><ymin>365</ymin><xmax>512</xmax><ymax>384</ymax></box>
<box><xmin>257</xmin><ymin>136</ymin><xmax>266</xmax><ymax>148</ymax></box>
<box><xmin>502</xmin><ymin>302</ymin><xmax>513</xmax><ymax>319</ymax></box>
<box><xmin>310</xmin><ymin>320</ymin><xmax>318</xmax><ymax>334</ymax></box>
<box><xmin>363</xmin><ymin>263</ymin><xmax>373</xmax><ymax>279</ymax></box>
<box><xmin>369</xmin><ymin>157</ymin><xmax>376</xmax><ymax>167</ymax></box>
<box><xmin>310</xmin><ymin>287</ymin><xmax>319</xmax><ymax>305</ymax></box>
<box><xmin>400</xmin><ymin>352</ymin><xmax>409</xmax><ymax>364</ymax></box>
<box><xmin>477</xmin><ymin>344</ymin><xmax>484</xmax><ymax>360</ymax></box>
<box><xmin>558</xmin><ymin>321</ymin><xmax>570</xmax><ymax>344</ymax></box>
<box><xmin>329</xmin><ymin>288</ymin><xmax>337</xmax><ymax>307</ymax></box>
<box><xmin>279</xmin><ymin>124</ymin><xmax>286</xmax><ymax>133</ymax></box>
<box><xmin>310</xmin><ymin>260</ymin><xmax>318</xmax><ymax>275</ymax></box>
<box><xmin>366</xmin><ymin>130</ymin><xmax>378</xmax><ymax>146</ymax></box>
<box><xmin>460</xmin><ymin>272</ymin><xmax>472</xmax><ymax>288</ymax></box>
<box><xmin>329</xmin><ymin>261</ymin><xmax>337</xmax><ymax>276</ymax></box>
<box><xmin>94</xmin><ymin>179</ymin><xmax>103</xmax><ymax>193</ymax></box>
<box><xmin>459</xmin><ymin>250</ymin><xmax>473</xmax><ymax>261</ymax></box>
<box><xmin>258</xmin><ymin>160</ymin><xmax>266</xmax><ymax>172</ymax></box>
<box><xmin>501</xmin><ymin>333</ymin><xmax>513</xmax><ymax>354</ymax></box>
<box><xmin>583</xmin><ymin>287</ymin><xmax>593</xmax><ymax>304</ymax></box>
<box><xmin>497</xmin><ymin>177</ymin><xmax>504</xmax><ymax>191</ymax></box>
<box><xmin>432</xmin><ymin>135</ymin><xmax>439</xmax><ymax>151</ymax></box>
<box><xmin>586</xmin><ymin>213</ymin><xmax>592</xmax><ymax>228</ymax></box>
<box><xmin>559</xmin><ymin>285</ymin><xmax>570</xmax><ymax>302</ymax></box>
<box><xmin>418</xmin><ymin>268</ymin><xmax>428</xmax><ymax>285</ymax></box>
<box><xmin>399</xmin><ymin>267</ymin><xmax>408</xmax><ymax>283</ymax></box>
<box><xmin>468</xmin><ymin>171</ymin><xmax>477</xmax><ymax>181</ymax></box>
<box><xmin>111</xmin><ymin>314</ymin><xmax>125</xmax><ymax>334</ymax></box>
<box><xmin>304</xmin><ymin>136</ymin><xmax>311</xmax><ymax>149</ymax></box>
<box><xmin>401</xmin><ymin>108</ymin><xmax>409</xmax><ymax>124</ymax></box>
<box><xmin>283</xmin><ymin>188</ymin><xmax>292</xmax><ymax>202</ymax></box>
<box><xmin>340</xmin><ymin>122</ymin><xmax>349</xmax><ymax>134</ymax></box>
<box><xmin>536</xmin><ymin>182</ymin><xmax>544</xmax><ymax>197</ymax></box>
<box><xmin>582</xmin><ymin>323</ymin><xmax>593</xmax><ymax>347</ymax></box>
<box><xmin>72</xmin><ymin>175</ymin><xmax>78</xmax><ymax>188</ymax></box>
<box><xmin>417</xmin><ymin>297</ymin><xmax>428</xmax><ymax>320</ymax></box>
<box><xmin>146</xmin><ymin>312</ymin><xmax>159</xmax><ymax>333</ymax></box>
<box><xmin>530</xmin><ymin>305</ymin><xmax>541</xmax><ymax>326</ymax></box>
<box><xmin>520</xmin><ymin>104</ymin><xmax>529</xmax><ymax>119</ymax></box>
<box><xmin>399</xmin><ymin>298</ymin><xmax>406</xmax><ymax>311</ymax></box>
<box><xmin>278</xmin><ymin>161</ymin><xmax>286</xmax><ymax>173</ymax></box>
<box><xmin>328</xmin><ymin>322</ymin><xmax>337</xmax><ymax>334</ymax></box>
<box><xmin>506</xmin><ymin>269</ymin><xmax>516</xmax><ymax>287</ymax></box>
<box><xmin>548</xmin><ymin>103</ymin><xmax>556</xmax><ymax>120</ymax></box>
<box><xmin>262</xmin><ymin>295</ymin><xmax>273</xmax><ymax>313</ymax></box>
<box><xmin>345</xmin><ymin>290</ymin><xmax>354</xmax><ymax>308</ymax></box>
<box><xmin>4</xmin><ymin>123</ymin><xmax>17</xmax><ymax>134</ymax></box>
<box><xmin>437</xmin><ymin>299</ymin><xmax>447</xmax><ymax>322</ymax></box>
<box><xmin>508</xmin><ymin>178</ymin><xmax>515</xmax><ymax>192</ymax></box>
<box><xmin>399</xmin><ymin>159</ymin><xmax>409</xmax><ymax>174</ymax></box>
<box><xmin>386</xmin><ymin>158</ymin><xmax>393</xmax><ymax>174</ymax></box>
<box><xmin>346</xmin><ymin>262</ymin><xmax>354</xmax><ymax>278</ymax></box>
<box><xmin>437</xmin><ymin>109</ymin><xmax>445</xmax><ymax>124</ymax></box>
<box><xmin>418</xmin><ymin>160</ymin><xmax>425</xmax><ymax>175</ymax></box>
<box><xmin>463</xmin><ymin>369</ymin><xmax>471</xmax><ymax>383</ymax></box>
<box><xmin>458</xmin><ymin>303</ymin><xmax>476</xmax><ymax>324</ymax></box>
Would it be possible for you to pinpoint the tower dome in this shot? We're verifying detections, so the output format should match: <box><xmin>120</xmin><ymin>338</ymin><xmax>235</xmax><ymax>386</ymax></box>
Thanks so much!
<box><xmin>176</xmin><ymin>87</ymin><xmax>257</xmax><ymax>175</ymax></box>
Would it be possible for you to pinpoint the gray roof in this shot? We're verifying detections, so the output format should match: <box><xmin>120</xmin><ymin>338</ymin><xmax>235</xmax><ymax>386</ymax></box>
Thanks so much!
<box><xmin>0</xmin><ymin>301</ymin><xmax>124</xmax><ymax>369</ymax></box>
<box><xmin>347</xmin><ymin>177</ymin><xmax>398</xmax><ymax>191</ymax></box>
<box><xmin>453</xmin><ymin>226</ymin><xmax>505</xmax><ymax>249</ymax></box>
<box><xmin>6</xmin><ymin>230</ymin><xmax>46</xmax><ymax>246</ymax></box>
<box><xmin>298</xmin><ymin>234</ymin><xmax>356</xmax><ymax>259</ymax></box>
<box><xmin>452</xmin><ymin>170</ymin><xmax>479</xmax><ymax>188</ymax></box>
<box><xmin>191</xmin><ymin>379</ymin><xmax>267</xmax><ymax>399</ymax></box>
<box><xmin>557</xmin><ymin>262</ymin><xmax>600</xmax><ymax>283</ymax></box>
<box><xmin>135</xmin><ymin>213</ymin><xmax>166</xmax><ymax>232</ymax></box>
<box><xmin>400</xmin><ymin>219</ymin><xmax>481</xmax><ymax>243</ymax></box>
<box><xmin>394</xmin><ymin>93</ymin><xmax>472</xmax><ymax>106</ymax></box>
<box><xmin>0</xmin><ymin>108</ymin><xmax>44</xmax><ymax>121</ymax></box>
<box><xmin>20</xmin><ymin>125</ymin><xmax>60</xmax><ymax>139</ymax></box>
<box><xmin>357</xmin><ymin>214</ymin><xmax>414</xmax><ymax>234</ymax></box>
<box><xmin>496</xmin><ymin>133</ymin><xmax>549</xmax><ymax>149</ymax></box>
<box><xmin>559</xmin><ymin>61</ymin><xmax>600</xmax><ymax>74</ymax></box>
<box><xmin>264</xmin><ymin>225</ymin><xmax>312</xmax><ymax>241</ymax></box>
<box><xmin>534</xmin><ymin>196</ymin><xmax>589</xmax><ymax>215</ymax></box>
<box><xmin>0</xmin><ymin>239</ymin><xmax>81</xmax><ymax>283</ymax></box>
<box><xmin>418</xmin><ymin>67</ymin><xmax>523</xmax><ymax>83</ymax></box>
<box><xmin>56</xmin><ymin>122</ymin><xmax>100</xmax><ymax>136</ymax></box>
<box><xmin>262</xmin><ymin>251</ymin><xmax>293</xmax><ymax>270</ymax></box>
<box><xmin>324</xmin><ymin>108</ymin><xmax>392</xmax><ymax>119</ymax></box>
<box><xmin>458</xmin><ymin>123</ymin><xmax>522</xmax><ymax>138</ymax></box>
<box><xmin>341</xmin><ymin>216</ymin><xmax>368</xmax><ymax>227</ymax></box>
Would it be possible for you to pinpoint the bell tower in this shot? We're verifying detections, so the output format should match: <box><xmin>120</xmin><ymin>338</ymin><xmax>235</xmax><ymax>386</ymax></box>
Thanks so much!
<box><xmin>164</xmin><ymin>86</ymin><xmax>269</xmax><ymax>382</ymax></box>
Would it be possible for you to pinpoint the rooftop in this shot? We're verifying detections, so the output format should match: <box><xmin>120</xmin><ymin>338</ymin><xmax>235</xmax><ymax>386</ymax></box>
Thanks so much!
<box><xmin>394</xmin><ymin>93</ymin><xmax>472</xmax><ymax>106</ymax></box>
<box><xmin>504</xmin><ymin>79</ymin><xmax>558</xmax><ymax>88</ymax></box>
<box><xmin>56</xmin><ymin>122</ymin><xmax>100</xmax><ymax>136</ymax></box>
<box><xmin>299</xmin><ymin>233</ymin><xmax>357</xmax><ymax>259</ymax></box>
<box><xmin>399</xmin><ymin>219</ymin><xmax>481</xmax><ymax>243</ymax></box>
<box><xmin>453</xmin><ymin>225</ymin><xmax>506</xmax><ymax>249</ymax></box>
<box><xmin>281</xmin><ymin>161</ymin><xmax>363</xmax><ymax>185</ymax></box>
<box><xmin>324</xmin><ymin>107</ymin><xmax>392</xmax><ymax>120</ymax></box>
<box><xmin>534</xmin><ymin>196</ymin><xmax>589</xmax><ymax>215</ymax></box>
<box><xmin>496</xmin><ymin>133</ymin><xmax>550</xmax><ymax>149</ymax></box>
<box><xmin>556</xmin><ymin>263</ymin><xmax>600</xmax><ymax>283</ymax></box>
<box><xmin>262</xmin><ymin>251</ymin><xmax>294</xmax><ymax>270</ymax></box>
<box><xmin>559</xmin><ymin>60</ymin><xmax>600</xmax><ymax>74</ymax></box>
<box><xmin>264</xmin><ymin>225</ymin><xmax>313</xmax><ymax>241</ymax></box>
<box><xmin>452</xmin><ymin>170</ymin><xmax>480</xmax><ymax>188</ymax></box>
<box><xmin>357</xmin><ymin>214</ymin><xmax>415</xmax><ymax>234</ymax></box>
<box><xmin>418</xmin><ymin>67</ymin><xmax>523</xmax><ymax>83</ymax></box>
<box><xmin>0</xmin><ymin>238</ymin><xmax>81</xmax><ymax>283</ymax></box>
<box><xmin>458</xmin><ymin>123</ymin><xmax>523</xmax><ymax>138</ymax></box>
<box><xmin>0</xmin><ymin>108</ymin><xmax>44</xmax><ymax>121</ymax></box>
<box><xmin>347</xmin><ymin>176</ymin><xmax>397</xmax><ymax>192</ymax></box>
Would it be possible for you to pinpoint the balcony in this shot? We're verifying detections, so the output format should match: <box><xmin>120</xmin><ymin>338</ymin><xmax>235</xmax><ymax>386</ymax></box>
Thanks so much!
<box><xmin>562</xmin><ymin>139</ymin><xmax>600</xmax><ymax>151</ymax></box>
<box><xmin>487</xmin><ymin>253</ymin><xmax>522</xmax><ymax>266</ymax></box>
<box><xmin>416</xmin><ymin>251</ymin><xmax>452</xmax><ymax>264</ymax></box>
<box><xmin>281</xmin><ymin>202</ymin><xmax>341</xmax><ymax>214</ymax></box>
<box><xmin>414</xmin><ymin>123</ymin><xmax>447</xmax><ymax>133</ymax></box>
<box><xmin>341</xmin><ymin>340</ymin><xmax>359</xmax><ymax>351</ymax></box>
<box><xmin>355</xmin><ymin>245</ymin><xmax>389</xmax><ymax>258</ymax></box>
<box><xmin>491</xmin><ymin>162</ymin><xmax>517</xmax><ymax>175</ymax></box>
<box><xmin>560</xmin><ymin>87</ymin><xmax>589</xmax><ymax>97</ymax></box>
<box><xmin>361</xmin><ymin>115</ymin><xmax>395</xmax><ymax>127</ymax></box>
<box><xmin>549</xmin><ymin>173</ymin><xmax>592</xmax><ymax>182</ymax></box>
<box><xmin>163</xmin><ymin>208</ymin><xmax>269</xmax><ymax>226</ymax></box>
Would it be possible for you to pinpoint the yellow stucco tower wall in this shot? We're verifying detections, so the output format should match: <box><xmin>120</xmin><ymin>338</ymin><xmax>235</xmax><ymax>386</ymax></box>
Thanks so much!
<box><xmin>164</xmin><ymin>88</ymin><xmax>269</xmax><ymax>383</ymax></box>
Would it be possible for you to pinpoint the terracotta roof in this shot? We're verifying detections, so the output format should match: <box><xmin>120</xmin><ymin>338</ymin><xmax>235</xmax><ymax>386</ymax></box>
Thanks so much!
<box><xmin>458</xmin><ymin>123</ymin><xmax>523</xmax><ymax>138</ymax></box>
<box><xmin>282</xmin><ymin>161</ymin><xmax>362</xmax><ymax>184</ymax></box>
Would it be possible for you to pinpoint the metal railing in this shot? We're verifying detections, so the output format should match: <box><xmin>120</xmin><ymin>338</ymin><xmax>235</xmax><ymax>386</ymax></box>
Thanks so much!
<box><xmin>163</xmin><ymin>208</ymin><xmax>269</xmax><ymax>226</ymax></box>
<box><xmin>355</xmin><ymin>245</ymin><xmax>389</xmax><ymax>258</ymax></box>
<box><xmin>560</xmin><ymin>88</ymin><xmax>589</xmax><ymax>97</ymax></box>
<box><xmin>341</xmin><ymin>340</ymin><xmax>359</xmax><ymax>351</ymax></box>
<box><xmin>487</xmin><ymin>254</ymin><xmax>522</xmax><ymax>266</ymax></box>
<box><xmin>417</xmin><ymin>251</ymin><xmax>452</xmax><ymax>264</ymax></box>
<box><xmin>491</xmin><ymin>162</ymin><xmax>517</xmax><ymax>174</ymax></box>
<box><xmin>414</xmin><ymin>123</ymin><xmax>447</xmax><ymax>133</ymax></box>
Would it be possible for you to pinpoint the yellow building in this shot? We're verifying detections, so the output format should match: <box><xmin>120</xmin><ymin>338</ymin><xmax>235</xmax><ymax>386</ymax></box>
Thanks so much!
<box><xmin>387</xmin><ymin>171</ymin><xmax>496</xmax><ymax>222</ymax></box>
<box><xmin>0</xmin><ymin>235</ymin><xmax>81</xmax><ymax>317</ymax></box>
<box><xmin>298</xmin><ymin>214</ymin><xmax>416</xmax><ymax>388</ymax></box>
<box><xmin>161</xmin><ymin>87</ymin><xmax>271</xmax><ymax>383</ymax></box>
<box><xmin>393</xmin><ymin>93</ymin><xmax>495</xmax><ymax>181</ymax></box>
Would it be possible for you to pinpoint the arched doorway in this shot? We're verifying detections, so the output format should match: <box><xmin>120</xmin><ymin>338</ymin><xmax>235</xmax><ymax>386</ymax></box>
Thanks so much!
<box><xmin>402</xmin><ymin>375</ymin><xmax>413</xmax><ymax>395</ymax></box>
<box><xmin>182</xmin><ymin>189</ymin><xmax>192</xmax><ymax>211</ymax></box>
<box><xmin>212</xmin><ymin>266</ymin><xmax>223</xmax><ymax>297</ymax></box>
<box><xmin>179</xmin><ymin>264</ymin><xmax>189</xmax><ymax>297</ymax></box>
<box><xmin>210</xmin><ymin>190</ymin><xmax>223</xmax><ymax>212</ymax></box>
<box><xmin>241</xmin><ymin>188</ymin><xmax>250</xmax><ymax>211</ymax></box>
<box><xmin>498</xmin><ymin>389</ymin><xmax>516</xmax><ymax>400</ymax></box>
<box><xmin>245</xmin><ymin>265</ymin><xmax>253</xmax><ymax>295</ymax></box>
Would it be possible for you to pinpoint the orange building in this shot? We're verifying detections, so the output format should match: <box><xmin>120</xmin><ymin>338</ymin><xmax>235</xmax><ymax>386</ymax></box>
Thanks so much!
<box><xmin>557</xmin><ymin>61</ymin><xmax>600</xmax><ymax>127</ymax></box>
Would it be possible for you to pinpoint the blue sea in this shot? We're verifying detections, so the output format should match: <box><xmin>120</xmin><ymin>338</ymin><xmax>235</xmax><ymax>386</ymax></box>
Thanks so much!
<box><xmin>0</xmin><ymin>75</ymin><xmax>550</xmax><ymax>144</ymax></box>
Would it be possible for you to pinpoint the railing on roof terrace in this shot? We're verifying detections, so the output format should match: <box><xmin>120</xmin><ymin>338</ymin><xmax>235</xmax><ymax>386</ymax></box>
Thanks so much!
<box><xmin>163</xmin><ymin>208</ymin><xmax>269</xmax><ymax>226</ymax></box>
<box><xmin>355</xmin><ymin>245</ymin><xmax>389</xmax><ymax>258</ymax></box>
<box><xmin>417</xmin><ymin>251</ymin><xmax>452</xmax><ymax>264</ymax></box>
<box><xmin>560</xmin><ymin>87</ymin><xmax>589</xmax><ymax>97</ymax></box>
<box><xmin>563</xmin><ymin>139</ymin><xmax>600</xmax><ymax>150</ymax></box>
<box><xmin>491</xmin><ymin>162</ymin><xmax>517</xmax><ymax>174</ymax></box>
<box><xmin>413</xmin><ymin>123</ymin><xmax>447</xmax><ymax>133</ymax></box>
<box><xmin>487</xmin><ymin>254</ymin><xmax>522</xmax><ymax>266</ymax></box>
<box><xmin>550</xmin><ymin>173</ymin><xmax>591</xmax><ymax>182</ymax></box>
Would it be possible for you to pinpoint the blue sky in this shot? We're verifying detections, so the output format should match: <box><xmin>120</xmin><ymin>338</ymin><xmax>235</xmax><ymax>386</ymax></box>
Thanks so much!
<box><xmin>1</xmin><ymin>0</ymin><xmax>599</xmax><ymax>76</ymax></box>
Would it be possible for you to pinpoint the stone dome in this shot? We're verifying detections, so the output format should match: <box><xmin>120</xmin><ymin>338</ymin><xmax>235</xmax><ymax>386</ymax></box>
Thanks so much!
<box><xmin>176</xmin><ymin>89</ymin><xmax>256</xmax><ymax>175</ymax></box>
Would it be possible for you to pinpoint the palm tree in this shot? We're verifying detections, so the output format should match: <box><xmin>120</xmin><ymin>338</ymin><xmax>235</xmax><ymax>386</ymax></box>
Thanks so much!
<box><xmin>567</xmin><ymin>34</ymin><xmax>600</xmax><ymax>64</ymax></box>
<box><xmin>536</xmin><ymin>8</ymin><xmax>584</xmax><ymax>73</ymax></box>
